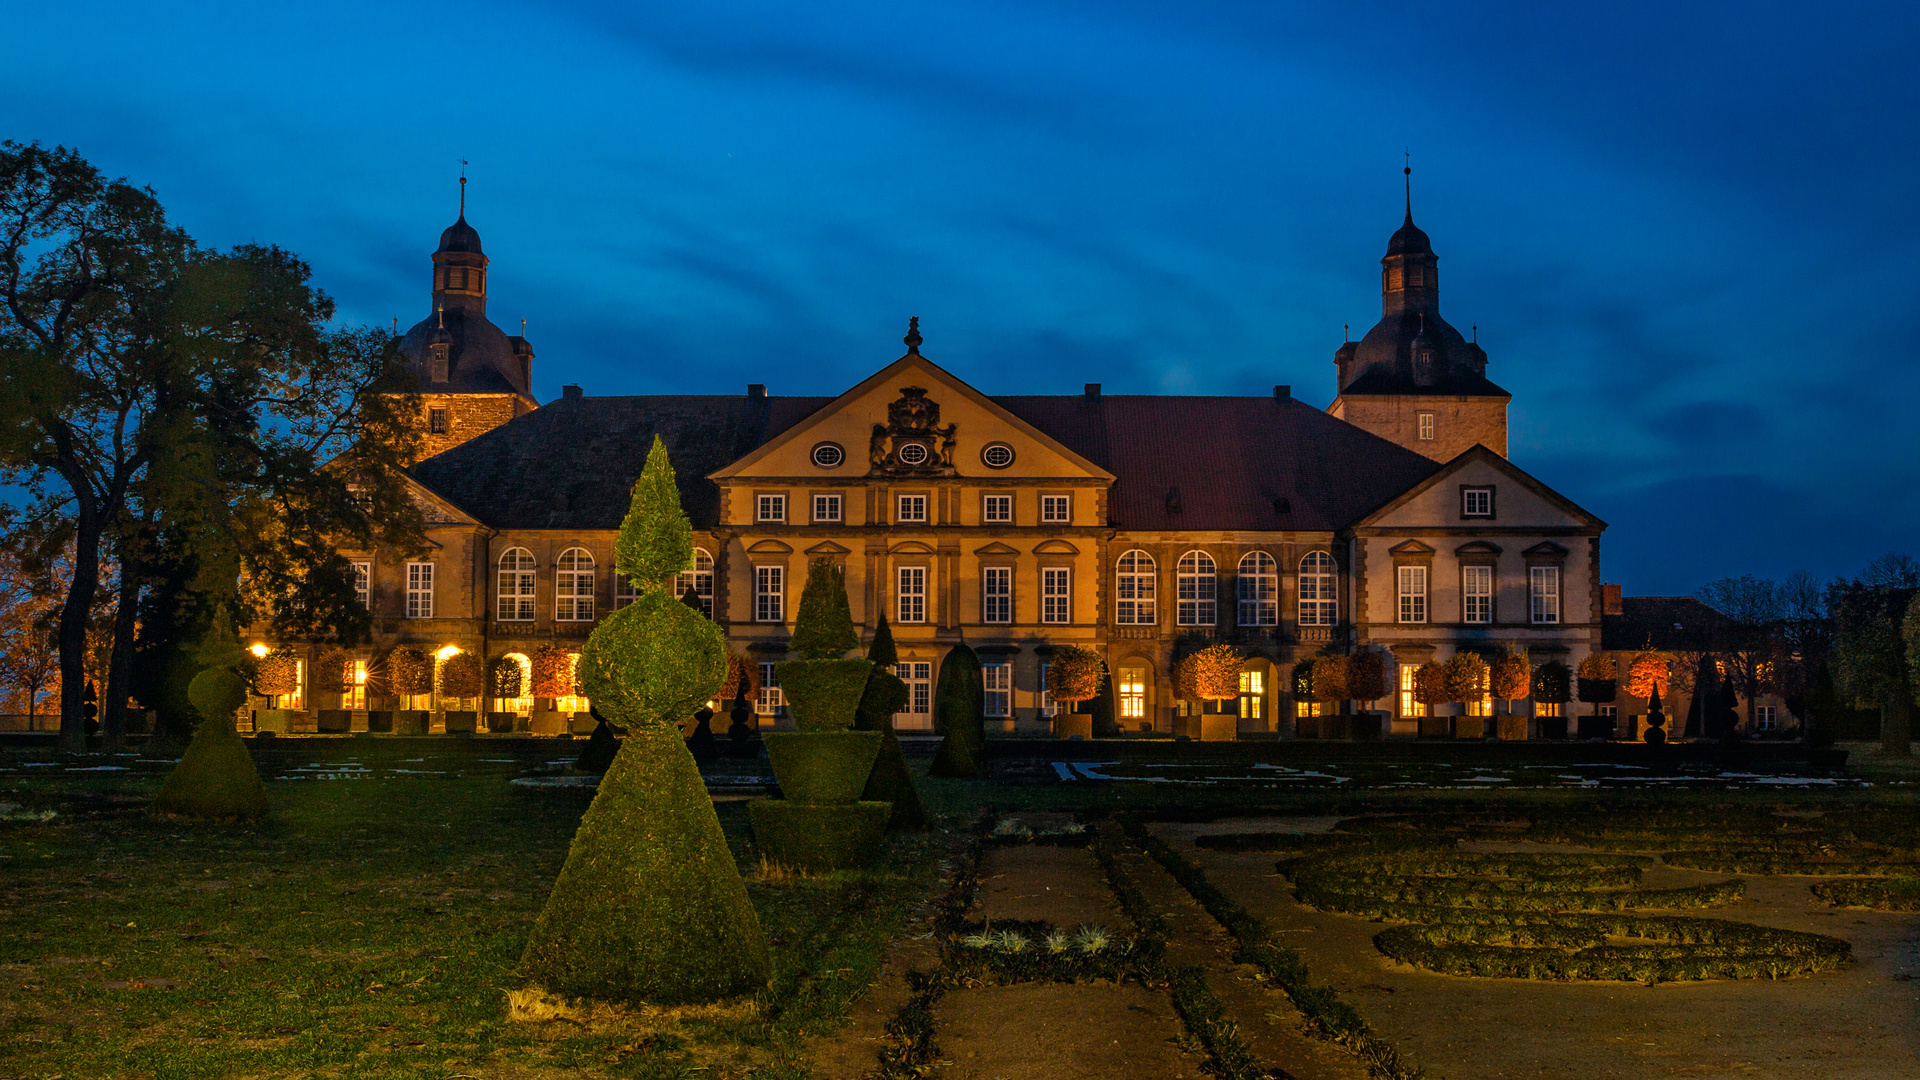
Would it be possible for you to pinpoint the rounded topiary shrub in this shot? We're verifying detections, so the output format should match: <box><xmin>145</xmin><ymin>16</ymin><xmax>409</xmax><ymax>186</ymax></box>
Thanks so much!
<box><xmin>440</xmin><ymin>650</ymin><xmax>485</xmax><ymax>699</ymax></box>
<box><xmin>152</xmin><ymin>612</ymin><xmax>270</xmax><ymax>823</ymax></box>
<box><xmin>1347</xmin><ymin>648</ymin><xmax>1388</xmax><ymax>705</ymax></box>
<box><xmin>929</xmin><ymin>644</ymin><xmax>985</xmax><ymax>778</ymax></box>
<box><xmin>531</xmin><ymin>643</ymin><xmax>575</xmax><ymax>699</ymax></box>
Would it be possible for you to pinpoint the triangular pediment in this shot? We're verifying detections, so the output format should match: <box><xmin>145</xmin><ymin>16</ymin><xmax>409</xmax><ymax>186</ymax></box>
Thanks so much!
<box><xmin>803</xmin><ymin>541</ymin><xmax>853</xmax><ymax>556</ymax></box>
<box><xmin>973</xmin><ymin>542</ymin><xmax>1021</xmax><ymax>556</ymax></box>
<box><xmin>1352</xmin><ymin>444</ymin><xmax>1606</xmax><ymax>532</ymax></box>
<box><xmin>1389</xmin><ymin>539</ymin><xmax>1436</xmax><ymax>556</ymax></box>
<box><xmin>708</xmin><ymin>352</ymin><xmax>1115</xmax><ymax>484</ymax></box>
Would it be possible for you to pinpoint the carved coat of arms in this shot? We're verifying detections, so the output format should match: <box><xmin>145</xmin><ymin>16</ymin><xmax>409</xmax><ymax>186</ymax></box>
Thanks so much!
<box><xmin>869</xmin><ymin>386</ymin><xmax>958</xmax><ymax>475</ymax></box>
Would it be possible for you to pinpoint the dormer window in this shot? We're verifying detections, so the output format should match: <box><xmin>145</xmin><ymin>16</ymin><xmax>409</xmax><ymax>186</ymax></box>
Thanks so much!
<box><xmin>429</xmin><ymin>345</ymin><xmax>449</xmax><ymax>383</ymax></box>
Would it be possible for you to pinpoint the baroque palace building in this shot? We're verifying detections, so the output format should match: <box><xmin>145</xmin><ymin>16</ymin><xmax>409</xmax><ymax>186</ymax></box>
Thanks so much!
<box><xmin>248</xmin><ymin>184</ymin><xmax>1606</xmax><ymax>739</ymax></box>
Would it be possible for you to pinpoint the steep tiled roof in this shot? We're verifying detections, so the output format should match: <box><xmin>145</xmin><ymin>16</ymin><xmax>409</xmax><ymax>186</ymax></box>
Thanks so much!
<box><xmin>994</xmin><ymin>394</ymin><xmax>1442</xmax><ymax>531</ymax></box>
<box><xmin>1601</xmin><ymin>596</ymin><xmax>1737</xmax><ymax>652</ymax></box>
<box><xmin>409</xmin><ymin>390</ymin><xmax>1444</xmax><ymax>533</ymax></box>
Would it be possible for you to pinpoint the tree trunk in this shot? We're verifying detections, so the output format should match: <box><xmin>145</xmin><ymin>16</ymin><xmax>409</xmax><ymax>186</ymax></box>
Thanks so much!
<box><xmin>57</xmin><ymin>515</ymin><xmax>103</xmax><ymax>755</ymax></box>
<box><xmin>1881</xmin><ymin>697</ymin><xmax>1912</xmax><ymax>758</ymax></box>
<box><xmin>103</xmin><ymin>566</ymin><xmax>140</xmax><ymax>750</ymax></box>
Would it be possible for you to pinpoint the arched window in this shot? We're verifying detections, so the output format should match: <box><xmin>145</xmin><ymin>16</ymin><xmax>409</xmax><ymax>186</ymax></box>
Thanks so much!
<box><xmin>497</xmin><ymin>548</ymin><xmax>535</xmax><ymax>621</ymax></box>
<box><xmin>1298</xmin><ymin>551</ymin><xmax>1337</xmax><ymax>626</ymax></box>
<box><xmin>555</xmin><ymin>548</ymin><xmax>595</xmax><ymax>621</ymax></box>
<box><xmin>674</xmin><ymin>548</ymin><xmax>715</xmax><ymax>617</ymax></box>
<box><xmin>1237</xmin><ymin>552</ymin><xmax>1277</xmax><ymax>626</ymax></box>
<box><xmin>1115</xmin><ymin>550</ymin><xmax>1156</xmax><ymax>625</ymax></box>
<box><xmin>1176</xmin><ymin>551</ymin><xmax>1217</xmax><ymax>626</ymax></box>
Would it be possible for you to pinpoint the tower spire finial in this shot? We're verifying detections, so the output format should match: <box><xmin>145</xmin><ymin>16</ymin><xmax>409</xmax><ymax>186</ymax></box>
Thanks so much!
<box><xmin>1404</xmin><ymin>150</ymin><xmax>1413</xmax><ymax>222</ymax></box>
<box><xmin>458</xmin><ymin>159</ymin><xmax>468</xmax><ymax>219</ymax></box>
<box><xmin>904</xmin><ymin>315</ymin><xmax>922</xmax><ymax>354</ymax></box>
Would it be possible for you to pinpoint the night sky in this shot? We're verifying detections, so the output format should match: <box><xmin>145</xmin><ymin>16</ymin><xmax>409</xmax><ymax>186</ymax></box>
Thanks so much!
<box><xmin>6</xmin><ymin>2</ymin><xmax>1915</xmax><ymax>595</ymax></box>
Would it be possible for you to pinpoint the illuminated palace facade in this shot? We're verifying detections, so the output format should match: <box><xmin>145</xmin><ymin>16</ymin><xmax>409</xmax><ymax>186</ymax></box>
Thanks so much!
<box><xmin>248</xmin><ymin>194</ymin><xmax>1606</xmax><ymax>738</ymax></box>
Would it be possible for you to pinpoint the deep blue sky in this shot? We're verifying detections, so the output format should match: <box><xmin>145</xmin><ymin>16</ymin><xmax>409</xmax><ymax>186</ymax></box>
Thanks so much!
<box><xmin>6</xmin><ymin>1</ymin><xmax>1915</xmax><ymax>595</ymax></box>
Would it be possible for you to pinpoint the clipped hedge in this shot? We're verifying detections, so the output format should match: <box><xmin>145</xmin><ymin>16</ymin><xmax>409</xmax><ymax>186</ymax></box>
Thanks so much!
<box><xmin>762</xmin><ymin>730</ymin><xmax>883</xmax><ymax>803</ymax></box>
<box><xmin>748</xmin><ymin>800</ymin><xmax>891</xmax><ymax>873</ymax></box>
<box><xmin>1811</xmin><ymin>877</ymin><xmax>1920</xmax><ymax>910</ymax></box>
<box><xmin>1375</xmin><ymin>917</ymin><xmax>1849</xmax><ymax>982</ymax></box>
<box><xmin>774</xmin><ymin>657</ymin><xmax>873</xmax><ymax>732</ymax></box>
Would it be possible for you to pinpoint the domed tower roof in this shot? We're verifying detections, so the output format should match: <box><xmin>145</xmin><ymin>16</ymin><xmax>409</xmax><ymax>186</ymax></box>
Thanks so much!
<box><xmin>436</xmin><ymin>215</ymin><xmax>483</xmax><ymax>255</ymax></box>
<box><xmin>1385</xmin><ymin>213</ymin><xmax>1431</xmax><ymax>256</ymax></box>
<box><xmin>396</xmin><ymin>176</ymin><xmax>533</xmax><ymax>399</ymax></box>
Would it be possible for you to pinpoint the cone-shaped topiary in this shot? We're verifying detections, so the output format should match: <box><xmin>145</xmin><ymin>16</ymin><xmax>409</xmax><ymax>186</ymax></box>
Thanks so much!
<box><xmin>855</xmin><ymin>614</ymin><xmax>929</xmax><ymax>831</ymax></box>
<box><xmin>929</xmin><ymin>644</ymin><xmax>985</xmax><ymax>777</ymax></box>
<box><xmin>791</xmin><ymin>558</ymin><xmax>860</xmax><ymax>660</ymax></box>
<box><xmin>775</xmin><ymin>559</ymin><xmax>872</xmax><ymax>731</ymax></box>
<box><xmin>1087</xmin><ymin>670</ymin><xmax>1119</xmax><ymax>737</ymax></box>
<box><xmin>152</xmin><ymin>608</ymin><xmax>269</xmax><ymax>822</ymax></box>
<box><xmin>519</xmin><ymin>438</ymin><xmax>767</xmax><ymax>1006</ymax></box>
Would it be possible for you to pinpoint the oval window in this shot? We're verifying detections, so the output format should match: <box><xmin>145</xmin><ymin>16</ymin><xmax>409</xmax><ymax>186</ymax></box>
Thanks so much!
<box><xmin>811</xmin><ymin>442</ymin><xmax>845</xmax><ymax>469</ymax></box>
<box><xmin>981</xmin><ymin>443</ymin><xmax>1015</xmax><ymax>469</ymax></box>
<box><xmin>897</xmin><ymin>442</ymin><xmax>930</xmax><ymax>466</ymax></box>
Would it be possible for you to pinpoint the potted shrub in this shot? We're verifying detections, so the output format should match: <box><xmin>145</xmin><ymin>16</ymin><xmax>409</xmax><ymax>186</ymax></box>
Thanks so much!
<box><xmin>1534</xmin><ymin>659</ymin><xmax>1573</xmax><ymax>739</ymax></box>
<box><xmin>252</xmin><ymin>648</ymin><xmax>302</xmax><ymax>733</ymax></box>
<box><xmin>438</xmin><ymin>650</ymin><xmax>483</xmax><ymax>734</ymax></box>
<box><xmin>1190</xmin><ymin>643</ymin><xmax>1242</xmax><ymax>742</ymax></box>
<box><xmin>488</xmin><ymin>655</ymin><xmax>523</xmax><ymax>733</ymax></box>
<box><xmin>1492</xmin><ymin>647</ymin><xmax>1532</xmax><ymax>740</ymax></box>
<box><xmin>1413</xmin><ymin>660</ymin><xmax>1449</xmax><ymax>736</ymax></box>
<box><xmin>1576</xmin><ymin>653</ymin><xmax>1618</xmax><ymax>739</ymax></box>
<box><xmin>1291</xmin><ymin>660</ymin><xmax>1317</xmax><ymax>738</ymax></box>
<box><xmin>314</xmin><ymin>647</ymin><xmax>352</xmax><ymax>733</ymax></box>
<box><xmin>1444</xmin><ymin>652</ymin><xmax>1491</xmax><ymax>739</ymax></box>
<box><xmin>1346</xmin><ymin>648</ymin><xmax>1388</xmax><ymax>740</ymax></box>
<box><xmin>1046</xmin><ymin>645</ymin><xmax>1103</xmax><ymax>740</ymax></box>
<box><xmin>1311</xmin><ymin>654</ymin><xmax>1351</xmax><ymax>739</ymax></box>
<box><xmin>517</xmin><ymin>436</ymin><xmax>767</xmax><ymax>1006</ymax></box>
<box><xmin>753</xmin><ymin>557</ymin><xmax>891</xmax><ymax>869</ymax></box>
<box><xmin>388</xmin><ymin>647</ymin><xmax>433</xmax><ymax>734</ymax></box>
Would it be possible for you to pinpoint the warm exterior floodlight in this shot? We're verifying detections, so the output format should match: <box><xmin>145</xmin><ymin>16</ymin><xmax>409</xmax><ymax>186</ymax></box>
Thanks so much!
<box><xmin>249</xmin><ymin>644</ymin><xmax>270</xmax><ymax>658</ymax></box>
<box><xmin>436</xmin><ymin>645</ymin><xmax>462</xmax><ymax>661</ymax></box>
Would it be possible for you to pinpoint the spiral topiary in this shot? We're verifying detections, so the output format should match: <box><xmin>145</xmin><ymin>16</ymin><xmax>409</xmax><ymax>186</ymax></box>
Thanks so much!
<box><xmin>518</xmin><ymin>436</ymin><xmax>768</xmax><ymax>1006</ymax></box>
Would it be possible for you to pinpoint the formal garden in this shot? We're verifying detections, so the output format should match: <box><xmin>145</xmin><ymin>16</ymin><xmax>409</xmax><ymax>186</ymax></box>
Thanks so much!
<box><xmin>4</xmin><ymin>446</ymin><xmax>1919</xmax><ymax>1078</ymax></box>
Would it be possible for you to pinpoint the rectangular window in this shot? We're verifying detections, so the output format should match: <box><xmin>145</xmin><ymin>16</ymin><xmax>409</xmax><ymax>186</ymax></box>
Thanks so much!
<box><xmin>1177</xmin><ymin>567</ymin><xmax>1216</xmax><ymax>626</ymax></box>
<box><xmin>1462</xmin><ymin>486</ymin><xmax>1493</xmax><ymax>518</ymax></box>
<box><xmin>352</xmin><ymin>561</ymin><xmax>371</xmax><ymax>611</ymax></box>
<box><xmin>1756</xmin><ymin>705</ymin><xmax>1777</xmax><ymax>731</ymax></box>
<box><xmin>897</xmin><ymin>566</ymin><xmax>927</xmax><ymax>623</ymax></box>
<box><xmin>1396</xmin><ymin>565</ymin><xmax>1427</xmax><ymax>624</ymax></box>
<box><xmin>896</xmin><ymin>662</ymin><xmax>933</xmax><ymax>720</ymax></box>
<box><xmin>982</xmin><ymin>566</ymin><xmax>1012</xmax><ymax>624</ymax></box>
<box><xmin>1118</xmin><ymin>667</ymin><xmax>1147</xmax><ymax>720</ymax></box>
<box><xmin>406</xmin><ymin>562</ymin><xmax>434</xmax><ymax>619</ymax></box>
<box><xmin>428</xmin><ymin>407</ymin><xmax>449</xmax><ymax>434</ymax></box>
<box><xmin>554</xmin><ymin>653</ymin><xmax>587</xmax><ymax>714</ymax></box>
<box><xmin>756</xmin><ymin>493</ymin><xmax>786</xmax><ymax>523</ymax></box>
<box><xmin>1417</xmin><ymin>412</ymin><xmax>1434</xmax><ymax>441</ymax></box>
<box><xmin>1239</xmin><ymin>669</ymin><xmax>1264</xmax><ymax>721</ymax></box>
<box><xmin>755</xmin><ymin>565</ymin><xmax>784</xmax><ymax>623</ymax></box>
<box><xmin>896</xmin><ymin>494</ymin><xmax>928</xmax><ymax>523</ymax></box>
<box><xmin>1530</xmin><ymin>566</ymin><xmax>1560</xmax><ymax>624</ymax></box>
<box><xmin>983</xmin><ymin>663</ymin><xmax>1011</xmax><ymax>718</ymax></box>
<box><xmin>1599</xmin><ymin>705</ymin><xmax>1619</xmax><ymax>719</ymax></box>
<box><xmin>1041</xmin><ymin>568</ymin><xmax>1071</xmax><ymax>624</ymax></box>
<box><xmin>1296</xmin><ymin>699</ymin><xmax>1321</xmax><ymax>719</ymax></box>
<box><xmin>615</xmin><ymin>577</ymin><xmax>639</xmax><ymax>610</ymax></box>
<box><xmin>276</xmin><ymin>659</ymin><xmax>306</xmax><ymax>711</ymax></box>
<box><xmin>982</xmin><ymin>493</ymin><xmax>1013</xmax><ymax>523</ymax></box>
<box><xmin>812</xmin><ymin>493</ymin><xmax>842</xmax><ymax>523</ymax></box>
<box><xmin>555</xmin><ymin>569</ymin><xmax>594</xmax><ymax>622</ymax></box>
<box><xmin>756</xmin><ymin>661</ymin><xmax>785</xmax><ymax>717</ymax></box>
<box><xmin>344</xmin><ymin>658</ymin><xmax>367</xmax><ymax>711</ymax></box>
<box><xmin>1536</xmin><ymin>701</ymin><xmax>1562</xmax><ymax>718</ymax></box>
<box><xmin>1040</xmin><ymin>662</ymin><xmax>1057</xmax><ymax>717</ymax></box>
<box><xmin>1041</xmin><ymin>494</ymin><xmax>1071</xmax><ymax>523</ymax></box>
<box><xmin>1399</xmin><ymin>664</ymin><xmax>1425</xmax><ymax>718</ymax></box>
<box><xmin>1462</xmin><ymin>565</ymin><xmax>1493</xmax><ymax>624</ymax></box>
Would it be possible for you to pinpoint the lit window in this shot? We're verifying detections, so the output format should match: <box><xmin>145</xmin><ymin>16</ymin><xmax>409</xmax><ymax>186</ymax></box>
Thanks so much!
<box><xmin>344</xmin><ymin>658</ymin><xmax>367</xmax><ymax>711</ymax></box>
<box><xmin>897</xmin><ymin>494</ymin><xmax>928</xmax><ymax>523</ymax></box>
<box><xmin>1462</xmin><ymin>487</ymin><xmax>1493</xmax><ymax>518</ymax></box>
<box><xmin>897</xmin><ymin>566</ymin><xmax>927</xmax><ymax>623</ymax></box>
<box><xmin>1530</xmin><ymin>566</ymin><xmax>1560</xmax><ymax>624</ymax></box>
<box><xmin>895</xmin><ymin>662</ymin><xmax>933</xmax><ymax>720</ymax></box>
<box><xmin>813</xmin><ymin>493</ymin><xmax>842</xmax><ymax>523</ymax></box>
<box><xmin>1537</xmin><ymin>701</ymin><xmax>1562</xmax><ymax>718</ymax></box>
<box><xmin>1463</xmin><ymin>565</ymin><xmax>1493</xmax><ymax>624</ymax></box>
<box><xmin>1417</xmin><ymin>412</ymin><xmax>1434</xmax><ymax>441</ymax></box>
<box><xmin>1042</xmin><ymin>568</ymin><xmax>1071</xmax><ymax>624</ymax></box>
<box><xmin>406</xmin><ymin>562</ymin><xmax>434</xmax><ymax>619</ymax></box>
<box><xmin>1399</xmin><ymin>664</ymin><xmax>1425</xmax><ymax>718</ymax></box>
<box><xmin>672</xmin><ymin>548</ymin><xmax>714</xmax><ymax>617</ymax></box>
<box><xmin>982</xmin><ymin>493</ymin><xmax>1012</xmax><ymax>523</ymax></box>
<box><xmin>352</xmin><ymin>561</ymin><xmax>371</xmax><ymax>611</ymax></box>
<box><xmin>428</xmin><ymin>407</ymin><xmax>449</xmax><ymax>434</ymax></box>
<box><xmin>497</xmin><ymin>548</ymin><xmax>536</xmax><ymax>621</ymax></box>
<box><xmin>1239</xmin><ymin>669</ymin><xmax>1264</xmax><ymax>721</ymax></box>
<box><xmin>1237</xmin><ymin>551</ymin><xmax>1277</xmax><ymax>626</ymax></box>
<box><xmin>1176</xmin><ymin>551</ymin><xmax>1217</xmax><ymax>626</ymax></box>
<box><xmin>755</xmin><ymin>565</ymin><xmax>784</xmax><ymax>623</ymax></box>
<box><xmin>756</xmin><ymin>662</ymin><xmax>785</xmax><ymax>717</ymax></box>
<box><xmin>1041</xmin><ymin>494</ymin><xmax>1071</xmax><ymax>523</ymax></box>
<box><xmin>1397</xmin><ymin>565</ymin><xmax>1427</xmax><ymax>624</ymax></box>
<box><xmin>983</xmin><ymin>663</ymin><xmax>1011</xmax><ymax>718</ymax></box>
<box><xmin>1039</xmin><ymin>662</ymin><xmax>1057</xmax><ymax>717</ymax></box>
<box><xmin>1115</xmin><ymin>550</ymin><xmax>1156</xmax><ymax>624</ymax></box>
<box><xmin>556</xmin><ymin>548</ymin><xmax>595</xmax><ymax>621</ymax></box>
<box><xmin>555</xmin><ymin>653</ymin><xmax>588</xmax><ymax>714</ymax></box>
<box><xmin>982</xmin><ymin>566</ymin><xmax>1012</xmax><ymax>624</ymax></box>
<box><xmin>1119</xmin><ymin>667</ymin><xmax>1147</xmax><ymax>719</ymax></box>
<box><xmin>1298</xmin><ymin>551</ymin><xmax>1338</xmax><ymax>626</ymax></box>
<box><xmin>756</xmin><ymin>493</ymin><xmax>786</xmax><ymax>523</ymax></box>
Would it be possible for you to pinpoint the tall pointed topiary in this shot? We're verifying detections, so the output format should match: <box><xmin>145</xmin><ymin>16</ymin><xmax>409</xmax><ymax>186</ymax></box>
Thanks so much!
<box><xmin>1087</xmin><ymin>670</ymin><xmax>1119</xmax><ymax>737</ymax></box>
<box><xmin>518</xmin><ymin>436</ymin><xmax>768</xmax><ymax>1006</ymax></box>
<box><xmin>855</xmin><ymin>613</ymin><xmax>929</xmax><ymax>831</ymax></box>
<box><xmin>151</xmin><ymin>607</ymin><xmax>270</xmax><ymax>822</ymax></box>
<box><xmin>929</xmin><ymin>644</ymin><xmax>986</xmax><ymax>777</ymax></box>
